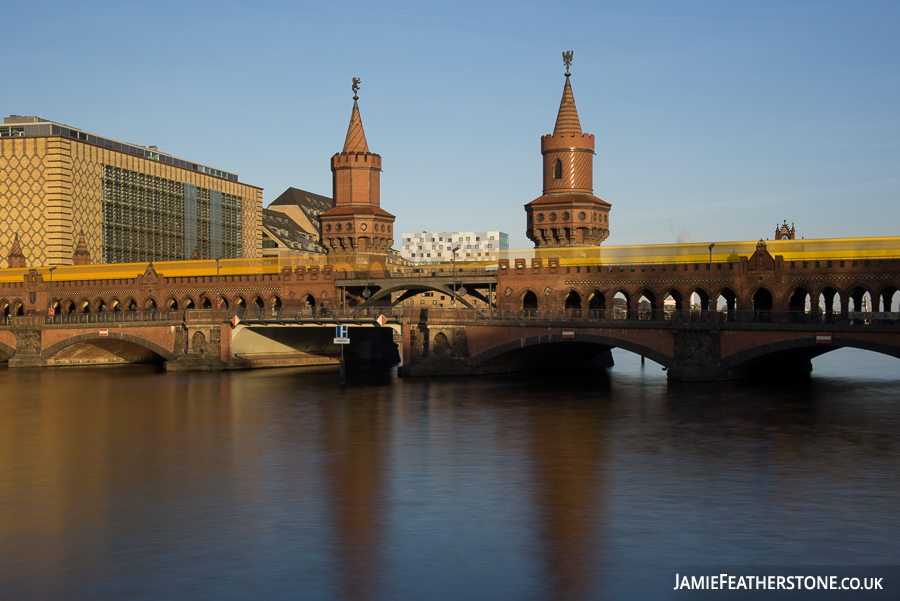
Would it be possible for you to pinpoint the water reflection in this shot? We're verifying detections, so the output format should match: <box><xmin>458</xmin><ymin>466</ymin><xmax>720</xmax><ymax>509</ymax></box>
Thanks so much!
<box><xmin>0</xmin><ymin>348</ymin><xmax>898</xmax><ymax>600</ymax></box>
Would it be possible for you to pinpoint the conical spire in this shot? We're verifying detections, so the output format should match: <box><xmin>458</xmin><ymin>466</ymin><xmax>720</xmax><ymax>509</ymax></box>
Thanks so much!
<box><xmin>342</xmin><ymin>78</ymin><xmax>370</xmax><ymax>153</ymax></box>
<box><xmin>553</xmin><ymin>74</ymin><xmax>582</xmax><ymax>136</ymax></box>
<box><xmin>9</xmin><ymin>233</ymin><xmax>22</xmax><ymax>257</ymax></box>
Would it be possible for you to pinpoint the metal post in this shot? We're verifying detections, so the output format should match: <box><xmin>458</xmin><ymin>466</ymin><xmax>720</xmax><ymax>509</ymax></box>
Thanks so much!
<box><xmin>708</xmin><ymin>243</ymin><xmax>715</xmax><ymax>314</ymax></box>
<box><xmin>451</xmin><ymin>245</ymin><xmax>460</xmax><ymax>308</ymax></box>
<box><xmin>215</xmin><ymin>258</ymin><xmax>221</xmax><ymax>310</ymax></box>
<box><xmin>48</xmin><ymin>266</ymin><xmax>57</xmax><ymax>316</ymax></box>
<box><xmin>340</xmin><ymin>344</ymin><xmax>346</xmax><ymax>385</ymax></box>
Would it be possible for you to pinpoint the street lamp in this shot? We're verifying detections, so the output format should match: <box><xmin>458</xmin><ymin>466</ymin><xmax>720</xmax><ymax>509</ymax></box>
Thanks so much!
<box><xmin>451</xmin><ymin>245</ymin><xmax>460</xmax><ymax>307</ymax></box>
<box><xmin>708</xmin><ymin>243</ymin><xmax>715</xmax><ymax>313</ymax></box>
<box><xmin>48</xmin><ymin>266</ymin><xmax>57</xmax><ymax>316</ymax></box>
<box><xmin>215</xmin><ymin>258</ymin><xmax>221</xmax><ymax>310</ymax></box>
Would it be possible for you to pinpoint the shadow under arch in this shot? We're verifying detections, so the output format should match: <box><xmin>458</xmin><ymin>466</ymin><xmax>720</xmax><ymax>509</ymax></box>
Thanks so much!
<box><xmin>469</xmin><ymin>332</ymin><xmax>673</xmax><ymax>371</ymax></box>
<box><xmin>722</xmin><ymin>336</ymin><xmax>900</xmax><ymax>374</ymax></box>
<box><xmin>41</xmin><ymin>332</ymin><xmax>176</xmax><ymax>362</ymax></box>
<box><xmin>0</xmin><ymin>339</ymin><xmax>16</xmax><ymax>360</ymax></box>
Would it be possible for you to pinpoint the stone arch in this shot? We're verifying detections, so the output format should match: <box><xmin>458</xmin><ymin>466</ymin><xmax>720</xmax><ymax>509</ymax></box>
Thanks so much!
<box><xmin>713</xmin><ymin>286</ymin><xmax>738</xmax><ymax>313</ymax></box>
<box><xmin>267</xmin><ymin>294</ymin><xmax>283</xmax><ymax>308</ymax></box>
<box><xmin>0</xmin><ymin>338</ymin><xmax>16</xmax><ymax>359</ymax></box>
<box><xmin>520</xmin><ymin>289</ymin><xmax>539</xmax><ymax>311</ymax></box>
<box><xmin>232</xmin><ymin>295</ymin><xmax>247</xmax><ymax>309</ymax></box>
<box><xmin>107</xmin><ymin>298</ymin><xmax>122</xmax><ymax>312</ymax></box>
<box><xmin>469</xmin><ymin>332</ymin><xmax>674</xmax><ymax>370</ymax></box>
<box><xmin>14</xmin><ymin>301</ymin><xmax>24</xmax><ymax>316</ymax></box>
<box><xmin>165</xmin><ymin>296</ymin><xmax>180</xmax><ymax>311</ymax></box>
<box><xmin>610</xmin><ymin>289</ymin><xmax>631</xmax><ymax>319</ymax></box>
<box><xmin>587</xmin><ymin>290</ymin><xmax>606</xmax><ymax>314</ymax></box>
<box><xmin>787</xmin><ymin>285</ymin><xmax>813</xmax><ymax>322</ymax></box>
<box><xmin>78</xmin><ymin>298</ymin><xmax>91</xmax><ymax>314</ymax></box>
<box><xmin>749</xmin><ymin>285</ymin><xmax>774</xmax><ymax>322</ymax></box>
<box><xmin>0</xmin><ymin>299</ymin><xmax>10</xmax><ymax>318</ymax></box>
<box><xmin>95</xmin><ymin>298</ymin><xmax>109</xmax><ymax>313</ymax></box>
<box><xmin>145</xmin><ymin>297</ymin><xmax>158</xmax><ymax>311</ymax></box>
<box><xmin>563</xmin><ymin>288</ymin><xmax>581</xmax><ymax>311</ymax></box>
<box><xmin>722</xmin><ymin>336</ymin><xmax>900</xmax><ymax>374</ymax></box>
<box><xmin>843</xmin><ymin>284</ymin><xmax>873</xmax><ymax>313</ymax></box>
<box><xmin>251</xmin><ymin>295</ymin><xmax>264</xmax><ymax>309</ymax></box>
<box><xmin>635</xmin><ymin>288</ymin><xmax>657</xmax><ymax>320</ymax></box>
<box><xmin>181</xmin><ymin>296</ymin><xmax>196</xmax><ymax>310</ymax></box>
<box><xmin>64</xmin><ymin>299</ymin><xmax>76</xmax><ymax>314</ymax></box>
<box><xmin>873</xmin><ymin>284</ymin><xmax>900</xmax><ymax>312</ymax></box>
<box><xmin>199</xmin><ymin>296</ymin><xmax>213</xmax><ymax>309</ymax></box>
<box><xmin>41</xmin><ymin>331</ymin><xmax>176</xmax><ymax>362</ymax></box>
<box><xmin>686</xmin><ymin>286</ymin><xmax>710</xmax><ymax>312</ymax></box>
<box><xmin>299</xmin><ymin>293</ymin><xmax>316</xmax><ymax>311</ymax></box>
<box><xmin>217</xmin><ymin>297</ymin><xmax>228</xmax><ymax>310</ymax></box>
<box><xmin>123</xmin><ymin>297</ymin><xmax>137</xmax><ymax>312</ymax></box>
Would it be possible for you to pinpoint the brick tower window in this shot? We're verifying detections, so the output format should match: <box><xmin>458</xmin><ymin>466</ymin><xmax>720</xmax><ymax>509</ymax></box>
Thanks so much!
<box><xmin>553</xmin><ymin>159</ymin><xmax>562</xmax><ymax>180</ymax></box>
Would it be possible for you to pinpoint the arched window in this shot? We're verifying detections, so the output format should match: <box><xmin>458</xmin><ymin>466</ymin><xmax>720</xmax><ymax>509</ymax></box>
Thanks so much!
<box><xmin>553</xmin><ymin>159</ymin><xmax>562</xmax><ymax>180</ymax></box>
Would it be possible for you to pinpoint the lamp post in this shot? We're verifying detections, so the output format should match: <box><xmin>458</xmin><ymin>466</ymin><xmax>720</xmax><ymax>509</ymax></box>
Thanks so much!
<box><xmin>48</xmin><ymin>266</ymin><xmax>57</xmax><ymax>317</ymax></box>
<box><xmin>215</xmin><ymin>258</ymin><xmax>221</xmax><ymax>310</ymax></box>
<box><xmin>708</xmin><ymin>243</ymin><xmax>715</xmax><ymax>313</ymax></box>
<box><xmin>451</xmin><ymin>245</ymin><xmax>460</xmax><ymax>307</ymax></box>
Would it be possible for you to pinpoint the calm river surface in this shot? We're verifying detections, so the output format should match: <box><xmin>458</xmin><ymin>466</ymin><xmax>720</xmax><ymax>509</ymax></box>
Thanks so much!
<box><xmin>1</xmin><ymin>350</ymin><xmax>899</xmax><ymax>600</ymax></box>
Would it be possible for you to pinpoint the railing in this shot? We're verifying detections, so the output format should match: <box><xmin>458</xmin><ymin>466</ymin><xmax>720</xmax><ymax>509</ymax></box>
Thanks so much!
<box><xmin>229</xmin><ymin>306</ymin><xmax>406</xmax><ymax>322</ymax></box>
<box><xmin>10</xmin><ymin>311</ymin><xmax>180</xmax><ymax>326</ymax></box>
<box><xmin>335</xmin><ymin>267</ymin><xmax>496</xmax><ymax>281</ymax></box>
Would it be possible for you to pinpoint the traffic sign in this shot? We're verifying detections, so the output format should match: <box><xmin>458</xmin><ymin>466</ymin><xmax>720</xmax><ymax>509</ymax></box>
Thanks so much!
<box><xmin>816</xmin><ymin>333</ymin><xmax>832</xmax><ymax>344</ymax></box>
<box><xmin>99</xmin><ymin>328</ymin><xmax>108</xmax><ymax>337</ymax></box>
<box><xmin>231</xmin><ymin>315</ymin><xmax>241</xmax><ymax>327</ymax></box>
<box><xmin>335</xmin><ymin>324</ymin><xmax>348</xmax><ymax>338</ymax></box>
<box><xmin>562</xmin><ymin>328</ymin><xmax>575</xmax><ymax>339</ymax></box>
<box><xmin>376</xmin><ymin>314</ymin><xmax>388</xmax><ymax>327</ymax></box>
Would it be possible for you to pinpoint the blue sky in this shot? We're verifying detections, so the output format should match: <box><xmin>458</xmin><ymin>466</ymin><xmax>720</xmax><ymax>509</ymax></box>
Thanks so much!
<box><xmin>3</xmin><ymin>0</ymin><xmax>898</xmax><ymax>249</ymax></box>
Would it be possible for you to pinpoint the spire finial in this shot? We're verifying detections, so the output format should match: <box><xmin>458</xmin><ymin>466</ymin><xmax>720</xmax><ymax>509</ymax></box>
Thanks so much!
<box><xmin>352</xmin><ymin>77</ymin><xmax>361</xmax><ymax>101</ymax></box>
<box><xmin>563</xmin><ymin>50</ymin><xmax>573</xmax><ymax>76</ymax></box>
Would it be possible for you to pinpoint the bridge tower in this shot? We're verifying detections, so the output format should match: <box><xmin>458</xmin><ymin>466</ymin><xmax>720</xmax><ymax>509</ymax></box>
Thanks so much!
<box><xmin>320</xmin><ymin>79</ymin><xmax>396</xmax><ymax>260</ymax></box>
<box><xmin>525</xmin><ymin>52</ymin><xmax>611</xmax><ymax>249</ymax></box>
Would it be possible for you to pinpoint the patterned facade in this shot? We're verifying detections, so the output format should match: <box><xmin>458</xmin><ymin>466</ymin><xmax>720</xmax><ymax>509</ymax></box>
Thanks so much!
<box><xmin>0</xmin><ymin>120</ymin><xmax>262</xmax><ymax>268</ymax></box>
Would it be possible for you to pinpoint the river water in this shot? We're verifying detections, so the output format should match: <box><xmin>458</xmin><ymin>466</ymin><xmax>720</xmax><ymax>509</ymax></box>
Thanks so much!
<box><xmin>1</xmin><ymin>350</ymin><xmax>898</xmax><ymax>600</ymax></box>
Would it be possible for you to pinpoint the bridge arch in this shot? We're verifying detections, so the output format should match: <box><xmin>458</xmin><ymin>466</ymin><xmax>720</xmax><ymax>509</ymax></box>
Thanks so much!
<box><xmin>469</xmin><ymin>332</ymin><xmax>674</xmax><ymax>370</ymax></box>
<box><xmin>41</xmin><ymin>331</ymin><xmax>176</xmax><ymax>362</ymax></box>
<box><xmin>722</xmin><ymin>336</ymin><xmax>900</xmax><ymax>373</ymax></box>
<box><xmin>0</xmin><ymin>338</ymin><xmax>15</xmax><ymax>359</ymax></box>
<box><xmin>519</xmin><ymin>288</ymin><xmax>538</xmax><ymax>310</ymax></box>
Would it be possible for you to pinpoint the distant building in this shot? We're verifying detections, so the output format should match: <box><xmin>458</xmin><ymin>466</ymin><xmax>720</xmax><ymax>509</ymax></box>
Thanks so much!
<box><xmin>775</xmin><ymin>220</ymin><xmax>796</xmax><ymax>240</ymax></box>
<box><xmin>0</xmin><ymin>115</ymin><xmax>262</xmax><ymax>267</ymax></box>
<box><xmin>400</xmin><ymin>231</ymin><xmax>509</xmax><ymax>264</ymax></box>
<box><xmin>262</xmin><ymin>188</ymin><xmax>333</xmax><ymax>256</ymax></box>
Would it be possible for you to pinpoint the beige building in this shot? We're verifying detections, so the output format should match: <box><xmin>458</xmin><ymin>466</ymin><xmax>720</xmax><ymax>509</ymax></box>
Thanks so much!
<box><xmin>0</xmin><ymin>115</ymin><xmax>262</xmax><ymax>267</ymax></box>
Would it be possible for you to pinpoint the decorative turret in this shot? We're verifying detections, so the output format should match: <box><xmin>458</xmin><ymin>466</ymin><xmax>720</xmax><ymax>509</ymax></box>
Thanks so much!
<box><xmin>525</xmin><ymin>52</ymin><xmax>612</xmax><ymax>248</ymax></box>
<box><xmin>775</xmin><ymin>220</ymin><xmax>796</xmax><ymax>240</ymax></box>
<box><xmin>7</xmin><ymin>234</ymin><xmax>25</xmax><ymax>268</ymax></box>
<box><xmin>72</xmin><ymin>231</ymin><xmax>91</xmax><ymax>265</ymax></box>
<box><xmin>320</xmin><ymin>78</ymin><xmax>395</xmax><ymax>254</ymax></box>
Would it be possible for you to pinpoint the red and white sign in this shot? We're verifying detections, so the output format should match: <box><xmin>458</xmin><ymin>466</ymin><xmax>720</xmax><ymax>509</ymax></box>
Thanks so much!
<box><xmin>376</xmin><ymin>314</ymin><xmax>388</xmax><ymax>327</ymax></box>
<box><xmin>562</xmin><ymin>328</ymin><xmax>575</xmax><ymax>339</ymax></box>
<box><xmin>99</xmin><ymin>328</ymin><xmax>108</xmax><ymax>337</ymax></box>
<box><xmin>816</xmin><ymin>333</ymin><xmax>832</xmax><ymax>344</ymax></box>
<box><xmin>231</xmin><ymin>315</ymin><xmax>241</xmax><ymax>327</ymax></box>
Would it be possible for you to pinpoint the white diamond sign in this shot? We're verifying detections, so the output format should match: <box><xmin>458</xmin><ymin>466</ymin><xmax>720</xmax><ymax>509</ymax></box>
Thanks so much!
<box><xmin>376</xmin><ymin>314</ymin><xmax>388</xmax><ymax>327</ymax></box>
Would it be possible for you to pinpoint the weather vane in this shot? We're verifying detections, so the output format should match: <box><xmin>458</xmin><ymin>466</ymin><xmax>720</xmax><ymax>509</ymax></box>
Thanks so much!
<box><xmin>352</xmin><ymin>77</ymin><xmax>361</xmax><ymax>100</ymax></box>
<box><xmin>563</xmin><ymin>51</ymin><xmax>573</xmax><ymax>75</ymax></box>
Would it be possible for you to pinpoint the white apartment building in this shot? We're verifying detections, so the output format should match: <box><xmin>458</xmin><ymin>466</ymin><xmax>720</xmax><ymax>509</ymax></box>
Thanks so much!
<box><xmin>400</xmin><ymin>231</ymin><xmax>509</xmax><ymax>264</ymax></box>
